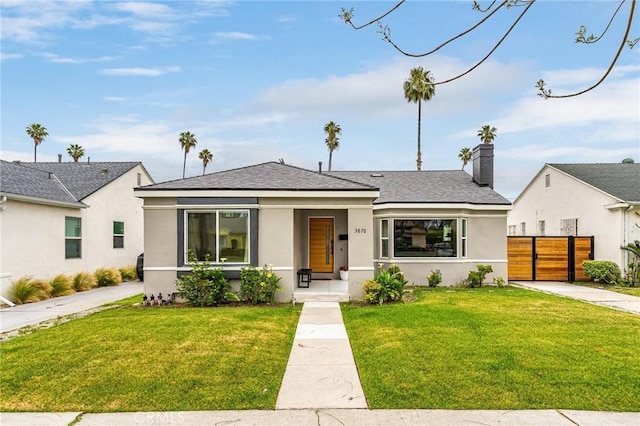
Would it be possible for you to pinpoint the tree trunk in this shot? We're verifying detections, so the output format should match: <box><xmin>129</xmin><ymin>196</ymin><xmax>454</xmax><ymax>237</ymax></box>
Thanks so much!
<box><xmin>182</xmin><ymin>152</ymin><xmax>187</xmax><ymax>179</ymax></box>
<box><xmin>34</xmin><ymin>144</ymin><xmax>37</xmax><ymax>163</ymax></box>
<box><xmin>416</xmin><ymin>100</ymin><xmax>422</xmax><ymax>171</ymax></box>
<box><xmin>328</xmin><ymin>150</ymin><xmax>333</xmax><ymax>172</ymax></box>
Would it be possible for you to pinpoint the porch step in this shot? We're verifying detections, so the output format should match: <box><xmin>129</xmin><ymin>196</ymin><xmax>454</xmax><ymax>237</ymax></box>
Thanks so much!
<box><xmin>293</xmin><ymin>293</ymin><xmax>349</xmax><ymax>303</ymax></box>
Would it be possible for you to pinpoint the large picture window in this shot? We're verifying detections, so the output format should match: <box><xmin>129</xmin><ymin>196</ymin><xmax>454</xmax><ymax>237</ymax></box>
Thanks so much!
<box><xmin>394</xmin><ymin>219</ymin><xmax>457</xmax><ymax>258</ymax></box>
<box><xmin>186</xmin><ymin>211</ymin><xmax>249</xmax><ymax>263</ymax></box>
<box><xmin>65</xmin><ymin>217</ymin><xmax>82</xmax><ymax>259</ymax></box>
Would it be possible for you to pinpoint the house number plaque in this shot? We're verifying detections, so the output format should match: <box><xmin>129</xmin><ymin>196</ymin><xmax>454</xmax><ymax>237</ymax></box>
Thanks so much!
<box><xmin>354</xmin><ymin>228</ymin><xmax>367</xmax><ymax>234</ymax></box>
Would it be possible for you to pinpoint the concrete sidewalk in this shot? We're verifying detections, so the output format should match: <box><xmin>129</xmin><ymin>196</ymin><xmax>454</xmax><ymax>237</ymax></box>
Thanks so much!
<box><xmin>275</xmin><ymin>301</ymin><xmax>367</xmax><ymax>409</ymax></box>
<box><xmin>513</xmin><ymin>281</ymin><xmax>640</xmax><ymax>314</ymax></box>
<box><xmin>0</xmin><ymin>281</ymin><xmax>142</xmax><ymax>333</ymax></box>
<box><xmin>2</xmin><ymin>409</ymin><xmax>639</xmax><ymax>425</ymax></box>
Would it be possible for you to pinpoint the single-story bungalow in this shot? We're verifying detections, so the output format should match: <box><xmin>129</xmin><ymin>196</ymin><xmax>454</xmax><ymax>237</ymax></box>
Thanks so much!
<box><xmin>134</xmin><ymin>144</ymin><xmax>511</xmax><ymax>301</ymax></box>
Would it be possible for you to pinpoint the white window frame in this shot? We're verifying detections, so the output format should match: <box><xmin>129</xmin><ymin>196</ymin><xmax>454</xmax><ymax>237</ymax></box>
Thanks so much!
<box><xmin>392</xmin><ymin>218</ymin><xmax>459</xmax><ymax>258</ymax></box>
<box><xmin>461</xmin><ymin>218</ymin><xmax>467</xmax><ymax>258</ymax></box>
<box><xmin>184</xmin><ymin>209</ymin><xmax>250</xmax><ymax>264</ymax></box>
<box><xmin>508</xmin><ymin>225</ymin><xmax>516</xmax><ymax>236</ymax></box>
<box><xmin>537</xmin><ymin>220</ymin><xmax>546</xmax><ymax>236</ymax></box>
<box><xmin>65</xmin><ymin>216</ymin><xmax>82</xmax><ymax>259</ymax></box>
<box><xmin>380</xmin><ymin>219</ymin><xmax>389</xmax><ymax>258</ymax></box>
<box><xmin>520</xmin><ymin>222</ymin><xmax>526</xmax><ymax>236</ymax></box>
<box><xmin>113</xmin><ymin>221</ymin><xmax>124</xmax><ymax>249</ymax></box>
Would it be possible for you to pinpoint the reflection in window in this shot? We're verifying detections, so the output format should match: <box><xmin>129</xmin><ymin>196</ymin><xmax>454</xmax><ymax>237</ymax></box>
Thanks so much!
<box><xmin>65</xmin><ymin>217</ymin><xmax>82</xmax><ymax>259</ymax></box>
<box><xmin>187</xmin><ymin>211</ymin><xmax>249</xmax><ymax>263</ymax></box>
<box><xmin>380</xmin><ymin>219</ymin><xmax>389</xmax><ymax>258</ymax></box>
<box><xmin>394</xmin><ymin>219</ymin><xmax>457</xmax><ymax>258</ymax></box>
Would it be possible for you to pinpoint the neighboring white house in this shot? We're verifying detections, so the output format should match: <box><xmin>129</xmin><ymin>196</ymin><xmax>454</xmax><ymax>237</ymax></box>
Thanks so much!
<box><xmin>135</xmin><ymin>144</ymin><xmax>511</xmax><ymax>302</ymax></box>
<box><xmin>0</xmin><ymin>159</ymin><xmax>154</xmax><ymax>297</ymax></box>
<box><xmin>508</xmin><ymin>163</ymin><xmax>640</xmax><ymax>275</ymax></box>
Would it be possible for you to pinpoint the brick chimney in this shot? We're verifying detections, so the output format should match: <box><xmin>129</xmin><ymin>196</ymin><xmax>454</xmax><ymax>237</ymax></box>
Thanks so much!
<box><xmin>472</xmin><ymin>144</ymin><xmax>494</xmax><ymax>189</ymax></box>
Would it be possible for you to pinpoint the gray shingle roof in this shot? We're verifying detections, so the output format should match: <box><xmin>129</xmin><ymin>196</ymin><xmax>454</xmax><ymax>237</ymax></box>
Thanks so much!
<box><xmin>0</xmin><ymin>160</ymin><xmax>85</xmax><ymax>207</ymax></box>
<box><xmin>550</xmin><ymin>163</ymin><xmax>640</xmax><ymax>202</ymax></box>
<box><xmin>138</xmin><ymin>161</ymin><xmax>510</xmax><ymax>205</ymax></box>
<box><xmin>138</xmin><ymin>162</ymin><xmax>378</xmax><ymax>191</ymax></box>
<box><xmin>19</xmin><ymin>161</ymin><xmax>143</xmax><ymax>200</ymax></box>
<box><xmin>330</xmin><ymin>171</ymin><xmax>511</xmax><ymax>205</ymax></box>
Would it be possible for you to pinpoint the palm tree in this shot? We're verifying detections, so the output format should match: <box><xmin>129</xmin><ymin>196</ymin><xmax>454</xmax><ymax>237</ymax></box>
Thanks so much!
<box><xmin>67</xmin><ymin>144</ymin><xmax>85</xmax><ymax>162</ymax></box>
<box><xmin>25</xmin><ymin>123</ymin><xmax>48</xmax><ymax>162</ymax></box>
<box><xmin>323</xmin><ymin>121</ymin><xmax>342</xmax><ymax>172</ymax></box>
<box><xmin>179</xmin><ymin>131</ymin><xmax>197</xmax><ymax>178</ymax></box>
<box><xmin>198</xmin><ymin>148</ymin><xmax>213</xmax><ymax>175</ymax></box>
<box><xmin>403</xmin><ymin>67</ymin><xmax>435</xmax><ymax>171</ymax></box>
<box><xmin>458</xmin><ymin>147</ymin><xmax>472</xmax><ymax>170</ymax></box>
<box><xmin>477</xmin><ymin>125</ymin><xmax>497</xmax><ymax>144</ymax></box>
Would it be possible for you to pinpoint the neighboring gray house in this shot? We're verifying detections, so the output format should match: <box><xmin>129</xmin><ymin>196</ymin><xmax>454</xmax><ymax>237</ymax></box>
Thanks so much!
<box><xmin>0</xmin><ymin>159</ymin><xmax>154</xmax><ymax>296</ymax></box>
<box><xmin>508</xmin><ymin>163</ymin><xmax>640</xmax><ymax>274</ymax></box>
<box><xmin>135</xmin><ymin>144</ymin><xmax>511</xmax><ymax>302</ymax></box>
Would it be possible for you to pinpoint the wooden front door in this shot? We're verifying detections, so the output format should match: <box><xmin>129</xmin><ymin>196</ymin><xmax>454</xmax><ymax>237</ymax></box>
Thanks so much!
<box><xmin>309</xmin><ymin>218</ymin><xmax>334</xmax><ymax>273</ymax></box>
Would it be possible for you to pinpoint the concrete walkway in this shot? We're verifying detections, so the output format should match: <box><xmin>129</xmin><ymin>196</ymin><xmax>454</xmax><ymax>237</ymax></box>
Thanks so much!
<box><xmin>0</xmin><ymin>281</ymin><xmax>142</xmax><ymax>333</ymax></box>
<box><xmin>513</xmin><ymin>281</ymin><xmax>640</xmax><ymax>314</ymax></box>
<box><xmin>276</xmin><ymin>301</ymin><xmax>367</xmax><ymax>409</ymax></box>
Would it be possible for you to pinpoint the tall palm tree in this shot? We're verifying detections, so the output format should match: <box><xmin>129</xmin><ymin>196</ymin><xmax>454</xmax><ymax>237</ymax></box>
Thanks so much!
<box><xmin>403</xmin><ymin>67</ymin><xmax>435</xmax><ymax>171</ymax></box>
<box><xmin>458</xmin><ymin>147</ymin><xmax>472</xmax><ymax>170</ymax></box>
<box><xmin>179</xmin><ymin>131</ymin><xmax>197</xmax><ymax>178</ymax></box>
<box><xmin>67</xmin><ymin>144</ymin><xmax>85</xmax><ymax>162</ymax></box>
<box><xmin>477</xmin><ymin>125</ymin><xmax>497</xmax><ymax>144</ymax></box>
<box><xmin>323</xmin><ymin>121</ymin><xmax>342</xmax><ymax>172</ymax></box>
<box><xmin>25</xmin><ymin>123</ymin><xmax>48</xmax><ymax>162</ymax></box>
<box><xmin>198</xmin><ymin>148</ymin><xmax>213</xmax><ymax>175</ymax></box>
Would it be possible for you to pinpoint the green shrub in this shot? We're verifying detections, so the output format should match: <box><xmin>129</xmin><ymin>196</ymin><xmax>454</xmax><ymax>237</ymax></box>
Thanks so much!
<box><xmin>240</xmin><ymin>264</ymin><xmax>281</xmax><ymax>304</ymax></box>
<box><xmin>176</xmin><ymin>253</ymin><xmax>237</xmax><ymax>307</ymax></box>
<box><xmin>493</xmin><ymin>276</ymin><xmax>507</xmax><ymax>288</ymax></box>
<box><xmin>363</xmin><ymin>264</ymin><xmax>408</xmax><ymax>305</ymax></box>
<box><xmin>582</xmin><ymin>260</ymin><xmax>621</xmax><ymax>284</ymax></box>
<box><xmin>94</xmin><ymin>267</ymin><xmax>122</xmax><ymax>287</ymax></box>
<box><xmin>73</xmin><ymin>271</ymin><xmax>97</xmax><ymax>291</ymax></box>
<box><xmin>427</xmin><ymin>270</ymin><xmax>442</xmax><ymax>287</ymax></box>
<box><xmin>8</xmin><ymin>276</ymin><xmax>42</xmax><ymax>305</ymax></box>
<box><xmin>49</xmin><ymin>274</ymin><xmax>75</xmax><ymax>297</ymax></box>
<box><xmin>467</xmin><ymin>264</ymin><xmax>493</xmax><ymax>288</ymax></box>
<box><xmin>119</xmin><ymin>265</ymin><xmax>138</xmax><ymax>281</ymax></box>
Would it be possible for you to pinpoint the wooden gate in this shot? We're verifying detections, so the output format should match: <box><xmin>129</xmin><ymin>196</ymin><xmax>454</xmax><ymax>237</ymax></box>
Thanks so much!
<box><xmin>507</xmin><ymin>236</ymin><xmax>594</xmax><ymax>281</ymax></box>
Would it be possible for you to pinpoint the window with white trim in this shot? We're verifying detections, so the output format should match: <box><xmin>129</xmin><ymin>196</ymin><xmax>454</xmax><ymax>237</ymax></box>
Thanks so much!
<box><xmin>65</xmin><ymin>217</ymin><xmax>81</xmax><ymax>259</ymax></box>
<box><xmin>537</xmin><ymin>220</ymin><xmax>546</xmax><ymax>236</ymax></box>
<box><xmin>561</xmin><ymin>218</ymin><xmax>578</xmax><ymax>236</ymax></box>
<box><xmin>520</xmin><ymin>222</ymin><xmax>526</xmax><ymax>236</ymax></box>
<box><xmin>508</xmin><ymin>225</ymin><xmax>516</xmax><ymax>236</ymax></box>
<box><xmin>380</xmin><ymin>219</ymin><xmax>389</xmax><ymax>258</ymax></box>
<box><xmin>113</xmin><ymin>221</ymin><xmax>124</xmax><ymax>248</ymax></box>
<box><xmin>545</xmin><ymin>174</ymin><xmax>551</xmax><ymax>187</ymax></box>
<box><xmin>394</xmin><ymin>219</ymin><xmax>457</xmax><ymax>258</ymax></box>
<box><xmin>461</xmin><ymin>218</ymin><xmax>467</xmax><ymax>258</ymax></box>
<box><xmin>186</xmin><ymin>210</ymin><xmax>249</xmax><ymax>263</ymax></box>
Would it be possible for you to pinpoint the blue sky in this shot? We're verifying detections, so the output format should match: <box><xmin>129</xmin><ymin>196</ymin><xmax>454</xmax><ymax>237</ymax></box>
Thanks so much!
<box><xmin>1</xmin><ymin>0</ymin><xmax>639</xmax><ymax>200</ymax></box>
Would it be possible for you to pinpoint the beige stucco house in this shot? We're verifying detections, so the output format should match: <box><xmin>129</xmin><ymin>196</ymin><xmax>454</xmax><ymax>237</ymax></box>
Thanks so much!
<box><xmin>508</xmin><ymin>163</ymin><xmax>640</xmax><ymax>275</ymax></box>
<box><xmin>0</xmin><ymin>159</ymin><xmax>154</xmax><ymax>297</ymax></box>
<box><xmin>135</xmin><ymin>144</ymin><xmax>511</xmax><ymax>302</ymax></box>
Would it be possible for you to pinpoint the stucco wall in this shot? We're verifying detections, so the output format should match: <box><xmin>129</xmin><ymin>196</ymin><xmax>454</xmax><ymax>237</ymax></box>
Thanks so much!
<box><xmin>81</xmin><ymin>165</ymin><xmax>152</xmax><ymax>271</ymax></box>
<box><xmin>508</xmin><ymin>166</ymin><xmax>629</xmax><ymax>269</ymax></box>
<box><xmin>347</xmin><ymin>207</ymin><xmax>375</xmax><ymax>299</ymax></box>
<box><xmin>258</xmin><ymin>208</ymin><xmax>295</xmax><ymax>302</ymax></box>
<box><xmin>0</xmin><ymin>199</ymin><xmax>82</xmax><ymax>290</ymax></box>
<box><xmin>142</xmin><ymin>198</ymin><xmax>178</xmax><ymax>297</ymax></box>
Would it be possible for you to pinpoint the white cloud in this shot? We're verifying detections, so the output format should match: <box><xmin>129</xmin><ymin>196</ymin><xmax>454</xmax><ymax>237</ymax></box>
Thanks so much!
<box><xmin>110</xmin><ymin>2</ymin><xmax>174</xmax><ymax>18</ymax></box>
<box><xmin>211</xmin><ymin>31</ymin><xmax>259</xmax><ymax>42</ymax></box>
<box><xmin>42</xmin><ymin>53</ymin><xmax>115</xmax><ymax>64</ymax></box>
<box><xmin>0</xmin><ymin>53</ymin><xmax>23</xmax><ymax>61</ymax></box>
<box><xmin>99</xmin><ymin>66</ymin><xmax>181</xmax><ymax>76</ymax></box>
<box><xmin>104</xmin><ymin>96</ymin><xmax>129</xmax><ymax>102</ymax></box>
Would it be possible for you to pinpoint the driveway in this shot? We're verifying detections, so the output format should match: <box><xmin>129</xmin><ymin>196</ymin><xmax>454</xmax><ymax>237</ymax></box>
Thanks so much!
<box><xmin>513</xmin><ymin>281</ymin><xmax>640</xmax><ymax>314</ymax></box>
<box><xmin>0</xmin><ymin>281</ymin><xmax>142</xmax><ymax>333</ymax></box>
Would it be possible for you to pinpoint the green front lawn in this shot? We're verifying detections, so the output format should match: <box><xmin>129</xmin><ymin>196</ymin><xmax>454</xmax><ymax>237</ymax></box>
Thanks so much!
<box><xmin>0</xmin><ymin>303</ymin><xmax>301</xmax><ymax>412</ymax></box>
<box><xmin>342</xmin><ymin>287</ymin><xmax>640</xmax><ymax>411</ymax></box>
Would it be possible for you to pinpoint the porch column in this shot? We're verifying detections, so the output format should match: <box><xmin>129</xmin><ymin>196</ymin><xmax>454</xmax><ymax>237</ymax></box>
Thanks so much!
<box><xmin>259</xmin><ymin>208</ymin><xmax>295</xmax><ymax>302</ymax></box>
<box><xmin>347</xmin><ymin>207</ymin><xmax>375</xmax><ymax>300</ymax></box>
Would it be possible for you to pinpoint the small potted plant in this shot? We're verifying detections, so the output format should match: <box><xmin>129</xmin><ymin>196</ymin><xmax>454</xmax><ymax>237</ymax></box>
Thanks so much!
<box><xmin>339</xmin><ymin>265</ymin><xmax>349</xmax><ymax>281</ymax></box>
